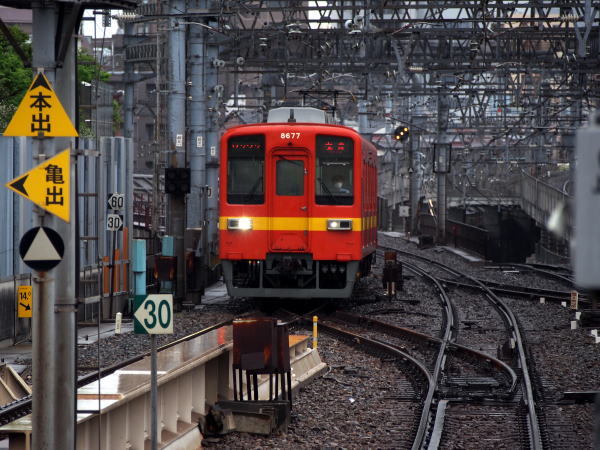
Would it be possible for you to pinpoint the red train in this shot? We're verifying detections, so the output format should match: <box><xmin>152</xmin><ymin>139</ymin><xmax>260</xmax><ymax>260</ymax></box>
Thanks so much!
<box><xmin>219</xmin><ymin>107</ymin><xmax>377</xmax><ymax>298</ymax></box>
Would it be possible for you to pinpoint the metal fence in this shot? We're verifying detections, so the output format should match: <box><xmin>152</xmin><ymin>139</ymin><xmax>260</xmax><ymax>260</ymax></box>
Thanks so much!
<box><xmin>513</xmin><ymin>170</ymin><xmax>571</xmax><ymax>239</ymax></box>
<box><xmin>0</xmin><ymin>136</ymin><xmax>134</xmax><ymax>340</ymax></box>
<box><xmin>446</xmin><ymin>219</ymin><xmax>489</xmax><ymax>259</ymax></box>
<box><xmin>419</xmin><ymin>215</ymin><xmax>489</xmax><ymax>259</ymax></box>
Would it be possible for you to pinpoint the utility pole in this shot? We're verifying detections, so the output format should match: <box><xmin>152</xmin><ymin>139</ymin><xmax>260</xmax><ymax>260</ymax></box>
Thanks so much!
<box><xmin>186</xmin><ymin>2</ymin><xmax>208</xmax><ymax>301</ymax></box>
<box><xmin>123</xmin><ymin>21</ymin><xmax>134</xmax><ymax>141</ymax></box>
<box><xmin>204</xmin><ymin>16</ymin><xmax>221</xmax><ymax>279</ymax></box>
<box><xmin>435</xmin><ymin>88</ymin><xmax>449</xmax><ymax>243</ymax></box>
<box><xmin>29</xmin><ymin>3</ymin><xmax>77</xmax><ymax>448</ymax></box>
<box><xmin>167</xmin><ymin>0</ymin><xmax>187</xmax><ymax>303</ymax></box>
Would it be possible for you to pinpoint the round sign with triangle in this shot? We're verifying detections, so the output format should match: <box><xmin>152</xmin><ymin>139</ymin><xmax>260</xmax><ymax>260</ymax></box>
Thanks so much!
<box><xmin>19</xmin><ymin>227</ymin><xmax>64</xmax><ymax>271</ymax></box>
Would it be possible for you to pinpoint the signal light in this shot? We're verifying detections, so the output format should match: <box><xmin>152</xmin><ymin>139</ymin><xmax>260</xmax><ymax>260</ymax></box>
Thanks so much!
<box><xmin>164</xmin><ymin>168</ymin><xmax>191</xmax><ymax>195</ymax></box>
<box><xmin>393</xmin><ymin>126</ymin><xmax>410</xmax><ymax>142</ymax></box>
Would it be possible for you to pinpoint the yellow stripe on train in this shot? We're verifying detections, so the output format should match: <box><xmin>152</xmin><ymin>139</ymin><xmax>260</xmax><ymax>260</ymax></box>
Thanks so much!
<box><xmin>219</xmin><ymin>216</ymin><xmax>378</xmax><ymax>232</ymax></box>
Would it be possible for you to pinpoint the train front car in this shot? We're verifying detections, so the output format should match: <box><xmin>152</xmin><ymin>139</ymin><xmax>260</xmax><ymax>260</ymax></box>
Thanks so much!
<box><xmin>219</xmin><ymin>107</ymin><xmax>377</xmax><ymax>299</ymax></box>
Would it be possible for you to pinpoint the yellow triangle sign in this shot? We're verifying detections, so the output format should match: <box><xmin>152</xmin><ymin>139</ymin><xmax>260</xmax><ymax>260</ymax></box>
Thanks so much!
<box><xmin>3</xmin><ymin>73</ymin><xmax>78</xmax><ymax>137</ymax></box>
<box><xmin>5</xmin><ymin>149</ymin><xmax>71</xmax><ymax>222</ymax></box>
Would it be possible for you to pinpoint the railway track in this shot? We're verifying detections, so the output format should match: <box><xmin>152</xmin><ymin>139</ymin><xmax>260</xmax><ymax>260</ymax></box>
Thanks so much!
<box><xmin>378</xmin><ymin>244</ymin><xmax>545</xmax><ymax>449</ymax></box>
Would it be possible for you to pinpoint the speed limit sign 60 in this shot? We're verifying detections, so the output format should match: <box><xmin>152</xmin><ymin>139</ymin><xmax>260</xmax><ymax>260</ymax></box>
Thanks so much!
<box><xmin>107</xmin><ymin>193</ymin><xmax>125</xmax><ymax>211</ymax></box>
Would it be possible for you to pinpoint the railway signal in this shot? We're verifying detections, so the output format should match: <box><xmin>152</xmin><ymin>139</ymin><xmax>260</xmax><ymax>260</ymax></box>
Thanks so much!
<box><xmin>164</xmin><ymin>168</ymin><xmax>191</xmax><ymax>196</ymax></box>
<box><xmin>393</xmin><ymin>126</ymin><xmax>409</xmax><ymax>142</ymax></box>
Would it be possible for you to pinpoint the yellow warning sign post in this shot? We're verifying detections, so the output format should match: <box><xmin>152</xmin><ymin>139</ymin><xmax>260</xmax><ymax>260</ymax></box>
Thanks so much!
<box><xmin>17</xmin><ymin>286</ymin><xmax>32</xmax><ymax>318</ymax></box>
<box><xmin>5</xmin><ymin>148</ymin><xmax>70</xmax><ymax>222</ymax></box>
<box><xmin>3</xmin><ymin>72</ymin><xmax>78</xmax><ymax>137</ymax></box>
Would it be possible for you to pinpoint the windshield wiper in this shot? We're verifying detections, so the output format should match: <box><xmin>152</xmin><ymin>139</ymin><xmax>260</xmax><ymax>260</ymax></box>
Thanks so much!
<box><xmin>318</xmin><ymin>178</ymin><xmax>340</xmax><ymax>205</ymax></box>
<box><xmin>242</xmin><ymin>176</ymin><xmax>263</xmax><ymax>203</ymax></box>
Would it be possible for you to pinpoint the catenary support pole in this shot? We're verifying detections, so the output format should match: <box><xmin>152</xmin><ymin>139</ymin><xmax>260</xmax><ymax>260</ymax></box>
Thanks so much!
<box><xmin>205</xmin><ymin>20</ymin><xmax>220</xmax><ymax>276</ymax></box>
<box><xmin>167</xmin><ymin>0</ymin><xmax>187</xmax><ymax>303</ymax></box>
<box><xmin>31</xmin><ymin>2</ymin><xmax>77</xmax><ymax>448</ymax></box>
<box><xmin>123</xmin><ymin>21</ymin><xmax>134</xmax><ymax>141</ymax></box>
<box><xmin>186</xmin><ymin>4</ymin><xmax>208</xmax><ymax>301</ymax></box>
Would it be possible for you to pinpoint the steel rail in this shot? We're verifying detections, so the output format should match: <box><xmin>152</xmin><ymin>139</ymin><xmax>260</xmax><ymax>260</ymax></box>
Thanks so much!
<box><xmin>439</xmin><ymin>278</ymin><xmax>587</xmax><ymax>303</ymax></box>
<box><xmin>393</xmin><ymin>260</ymin><xmax>456</xmax><ymax>449</ymax></box>
<box><xmin>334</xmin><ymin>311</ymin><xmax>517</xmax><ymax>395</ymax></box>
<box><xmin>313</xmin><ymin>319</ymin><xmax>435</xmax><ymax>450</ymax></box>
<box><xmin>387</xmin><ymin>247</ymin><xmax>544</xmax><ymax>449</ymax></box>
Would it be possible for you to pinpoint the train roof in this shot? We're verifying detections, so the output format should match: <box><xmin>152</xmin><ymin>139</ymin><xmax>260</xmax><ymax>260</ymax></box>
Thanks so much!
<box><xmin>267</xmin><ymin>107</ymin><xmax>332</xmax><ymax>124</ymax></box>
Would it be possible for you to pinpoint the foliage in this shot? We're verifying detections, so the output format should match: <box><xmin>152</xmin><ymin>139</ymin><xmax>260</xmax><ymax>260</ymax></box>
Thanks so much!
<box><xmin>77</xmin><ymin>49</ymin><xmax>110</xmax><ymax>83</ymax></box>
<box><xmin>0</xmin><ymin>26</ymin><xmax>32</xmax><ymax>130</ymax></box>
<box><xmin>78</xmin><ymin>119</ymin><xmax>95</xmax><ymax>138</ymax></box>
<box><xmin>112</xmin><ymin>99</ymin><xmax>123</xmax><ymax>135</ymax></box>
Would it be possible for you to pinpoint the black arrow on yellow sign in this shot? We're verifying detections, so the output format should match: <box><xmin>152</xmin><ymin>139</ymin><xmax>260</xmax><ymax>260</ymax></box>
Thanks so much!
<box><xmin>19</xmin><ymin>302</ymin><xmax>31</xmax><ymax>311</ymax></box>
<box><xmin>10</xmin><ymin>175</ymin><xmax>28</xmax><ymax>196</ymax></box>
<box><xmin>31</xmin><ymin>74</ymin><xmax>51</xmax><ymax>90</ymax></box>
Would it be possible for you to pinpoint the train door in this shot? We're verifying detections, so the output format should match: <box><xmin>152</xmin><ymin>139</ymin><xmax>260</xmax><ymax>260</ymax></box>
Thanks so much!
<box><xmin>269</xmin><ymin>152</ymin><xmax>309</xmax><ymax>251</ymax></box>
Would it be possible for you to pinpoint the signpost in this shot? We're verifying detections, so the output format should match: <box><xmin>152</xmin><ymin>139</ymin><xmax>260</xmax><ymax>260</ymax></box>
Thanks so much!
<box><xmin>19</xmin><ymin>226</ymin><xmax>64</xmax><ymax>272</ymax></box>
<box><xmin>133</xmin><ymin>294</ymin><xmax>174</xmax><ymax>334</ymax></box>
<box><xmin>3</xmin><ymin>64</ymin><xmax>78</xmax><ymax>447</ymax></box>
<box><xmin>2</xmin><ymin>72</ymin><xmax>79</xmax><ymax>138</ymax></box>
<box><xmin>134</xmin><ymin>294</ymin><xmax>174</xmax><ymax>450</ymax></box>
<box><xmin>17</xmin><ymin>286</ymin><xmax>33</xmax><ymax>319</ymax></box>
<box><xmin>107</xmin><ymin>192</ymin><xmax>125</xmax><ymax>211</ymax></box>
<box><xmin>5</xmin><ymin>148</ymin><xmax>71</xmax><ymax>222</ymax></box>
<box><xmin>106</xmin><ymin>214</ymin><xmax>124</xmax><ymax>231</ymax></box>
<box><xmin>570</xmin><ymin>290</ymin><xmax>579</xmax><ymax>311</ymax></box>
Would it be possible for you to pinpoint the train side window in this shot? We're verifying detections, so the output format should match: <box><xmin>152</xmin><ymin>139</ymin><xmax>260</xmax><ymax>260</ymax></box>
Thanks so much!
<box><xmin>276</xmin><ymin>159</ymin><xmax>304</xmax><ymax>196</ymax></box>
<box><xmin>227</xmin><ymin>134</ymin><xmax>265</xmax><ymax>204</ymax></box>
<box><xmin>315</xmin><ymin>135</ymin><xmax>354</xmax><ymax>205</ymax></box>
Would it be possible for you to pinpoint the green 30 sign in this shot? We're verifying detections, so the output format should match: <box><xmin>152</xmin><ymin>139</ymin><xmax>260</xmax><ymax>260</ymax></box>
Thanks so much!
<box><xmin>134</xmin><ymin>294</ymin><xmax>173</xmax><ymax>334</ymax></box>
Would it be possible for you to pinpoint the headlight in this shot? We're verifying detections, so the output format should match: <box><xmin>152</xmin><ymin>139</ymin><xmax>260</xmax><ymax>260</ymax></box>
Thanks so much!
<box><xmin>327</xmin><ymin>219</ymin><xmax>352</xmax><ymax>231</ymax></box>
<box><xmin>227</xmin><ymin>217</ymin><xmax>253</xmax><ymax>230</ymax></box>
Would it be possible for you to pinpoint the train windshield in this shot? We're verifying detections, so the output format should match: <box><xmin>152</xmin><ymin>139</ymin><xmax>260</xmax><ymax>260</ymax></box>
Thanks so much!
<box><xmin>227</xmin><ymin>134</ymin><xmax>265</xmax><ymax>204</ymax></box>
<box><xmin>315</xmin><ymin>135</ymin><xmax>354</xmax><ymax>205</ymax></box>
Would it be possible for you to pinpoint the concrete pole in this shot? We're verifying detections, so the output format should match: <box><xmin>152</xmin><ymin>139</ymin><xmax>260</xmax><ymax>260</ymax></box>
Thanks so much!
<box><xmin>167</xmin><ymin>0</ymin><xmax>187</xmax><ymax>302</ymax></box>
<box><xmin>53</xmin><ymin>43</ymin><xmax>77</xmax><ymax>450</ymax></box>
<box><xmin>205</xmin><ymin>24</ymin><xmax>220</xmax><ymax>272</ymax></box>
<box><xmin>437</xmin><ymin>172</ymin><xmax>447</xmax><ymax>243</ymax></box>
<box><xmin>31</xmin><ymin>5</ymin><xmax>56</xmax><ymax>450</ymax></box>
<box><xmin>123</xmin><ymin>22</ymin><xmax>135</xmax><ymax>141</ymax></box>
<box><xmin>32</xmin><ymin>3</ymin><xmax>77</xmax><ymax>448</ymax></box>
<box><xmin>186</xmin><ymin>9</ymin><xmax>207</xmax><ymax>300</ymax></box>
<box><xmin>436</xmin><ymin>92</ymin><xmax>449</xmax><ymax>243</ymax></box>
<box><xmin>409</xmin><ymin>92</ymin><xmax>424</xmax><ymax>235</ymax></box>
<box><xmin>358</xmin><ymin>100</ymin><xmax>368</xmax><ymax>133</ymax></box>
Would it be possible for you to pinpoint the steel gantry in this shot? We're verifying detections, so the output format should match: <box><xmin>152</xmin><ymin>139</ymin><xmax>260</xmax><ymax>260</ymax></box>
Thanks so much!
<box><xmin>122</xmin><ymin>0</ymin><xmax>599</xmax><ymax>254</ymax></box>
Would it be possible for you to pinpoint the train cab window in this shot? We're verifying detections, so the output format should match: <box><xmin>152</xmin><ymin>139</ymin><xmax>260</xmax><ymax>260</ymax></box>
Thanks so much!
<box><xmin>276</xmin><ymin>159</ymin><xmax>304</xmax><ymax>196</ymax></box>
<box><xmin>227</xmin><ymin>135</ymin><xmax>265</xmax><ymax>204</ymax></box>
<box><xmin>315</xmin><ymin>135</ymin><xmax>354</xmax><ymax>205</ymax></box>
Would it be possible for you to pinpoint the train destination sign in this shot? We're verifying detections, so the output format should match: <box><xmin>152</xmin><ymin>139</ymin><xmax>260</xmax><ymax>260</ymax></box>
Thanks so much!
<box><xmin>5</xmin><ymin>149</ymin><xmax>71</xmax><ymax>222</ymax></box>
<box><xmin>3</xmin><ymin>72</ymin><xmax>78</xmax><ymax>137</ymax></box>
<box><xmin>19</xmin><ymin>226</ymin><xmax>64</xmax><ymax>272</ymax></box>
<box><xmin>316</xmin><ymin>135</ymin><xmax>353</xmax><ymax>156</ymax></box>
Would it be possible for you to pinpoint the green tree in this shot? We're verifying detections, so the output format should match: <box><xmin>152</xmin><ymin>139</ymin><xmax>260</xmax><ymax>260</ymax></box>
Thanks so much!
<box><xmin>0</xmin><ymin>26</ymin><xmax>32</xmax><ymax>131</ymax></box>
<box><xmin>112</xmin><ymin>99</ymin><xmax>123</xmax><ymax>136</ymax></box>
<box><xmin>77</xmin><ymin>48</ymin><xmax>110</xmax><ymax>83</ymax></box>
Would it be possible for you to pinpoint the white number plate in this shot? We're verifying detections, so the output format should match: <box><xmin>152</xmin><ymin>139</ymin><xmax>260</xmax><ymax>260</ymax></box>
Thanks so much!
<box><xmin>280</xmin><ymin>132</ymin><xmax>301</xmax><ymax>139</ymax></box>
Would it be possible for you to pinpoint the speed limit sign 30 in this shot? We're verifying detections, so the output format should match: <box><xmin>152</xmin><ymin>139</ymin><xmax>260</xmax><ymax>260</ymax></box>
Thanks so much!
<box><xmin>106</xmin><ymin>214</ymin><xmax>124</xmax><ymax>231</ymax></box>
<box><xmin>134</xmin><ymin>294</ymin><xmax>173</xmax><ymax>334</ymax></box>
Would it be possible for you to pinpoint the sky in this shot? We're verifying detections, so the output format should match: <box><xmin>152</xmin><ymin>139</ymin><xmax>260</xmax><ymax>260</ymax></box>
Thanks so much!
<box><xmin>81</xmin><ymin>10</ymin><xmax>122</xmax><ymax>38</ymax></box>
